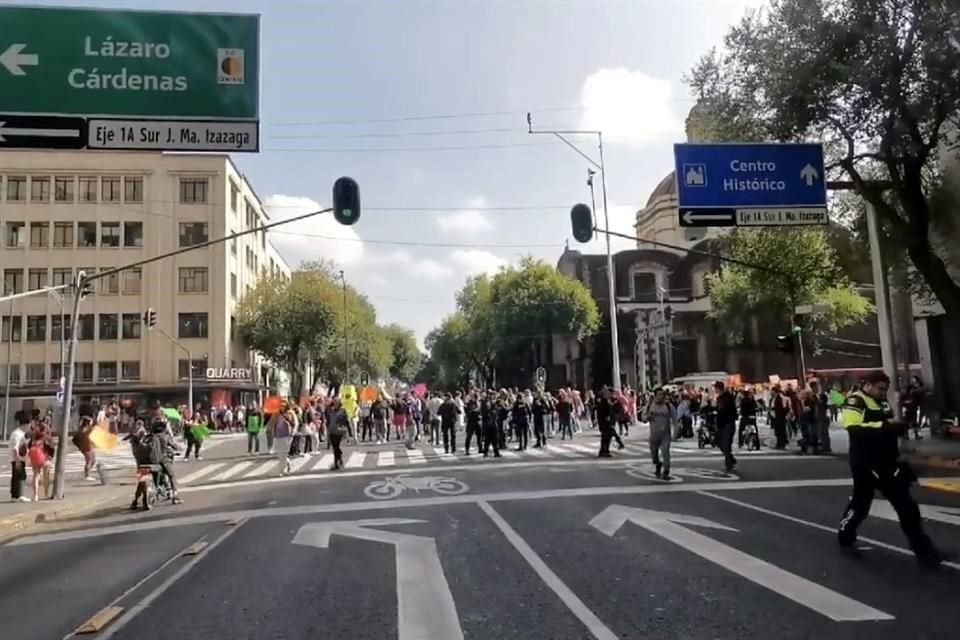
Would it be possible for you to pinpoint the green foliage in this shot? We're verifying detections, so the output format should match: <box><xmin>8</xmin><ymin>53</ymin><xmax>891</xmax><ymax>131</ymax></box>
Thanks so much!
<box><xmin>706</xmin><ymin>228</ymin><xmax>873</xmax><ymax>339</ymax></box>
<box><xmin>688</xmin><ymin>0</ymin><xmax>960</xmax><ymax>318</ymax></box>
<box><xmin>383</xmin><ymin>324</ymin><xmax>422</xmax><ymax>382</ymax></box>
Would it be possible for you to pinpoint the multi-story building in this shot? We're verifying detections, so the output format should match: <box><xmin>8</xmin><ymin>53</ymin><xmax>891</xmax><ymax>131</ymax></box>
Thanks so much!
<box><xmin>0</xmin><ymin>150</ymin><xmax>290</xmax><ymax>418</ymax></box>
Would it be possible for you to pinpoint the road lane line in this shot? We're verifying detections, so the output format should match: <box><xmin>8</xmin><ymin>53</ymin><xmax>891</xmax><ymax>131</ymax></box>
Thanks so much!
<box><xmin>243</xmin><ymin>460</ymin><xmax>278</xmax><ymax>478</ymax></box>
<box><xmin>312</xmin><ymin>453</ymin><xmax>335</xmax><ymax>471</ymax></box>
<box><xmin>497</xmin><ymin>449</ymin><xmax>520</xmax><ymax>458</ymax></box>
<box><xmin>344</xmin><ymin>452</ymin><xmax>367</xmax><ymax>468</ymax></box>
<box><xmin>209</xmin><ymin>461</ymin><xmax>254</xmax><ymax>482</ymax></box>
<box><xmin>378</xmin><ymin>452</ymin><xmax>396</xmax><ymax>467</ymax></box>
<box><xmin>405</xmin><ymin>449</ymin><xmax>426</xmax><ymax>464</ymax></box>
<box><xmin>178</xmin><ymin>463</ymin><xmax>227</xmax><ymax>485</ymax></box>
<box><xmin>698</xmin><ymin>491</ymin><xmax>960</xmax><ymax>571</ymax></box>
<box><xmin>477</xmin><ymin>501</ymin><xmax>618</xmax><ymax>640</ymax></box>
<box><xmin>95</xmin><ymin>520</ymin><xmax>248</xmax><ymax>639</ymax></box>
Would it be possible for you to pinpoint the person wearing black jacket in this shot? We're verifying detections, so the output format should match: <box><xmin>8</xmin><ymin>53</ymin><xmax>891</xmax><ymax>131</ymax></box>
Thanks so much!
<box><xmin>596</xmin><ymin>387</ymin><xmax>617</xmax><ymax>457</ymax></box>
<box><xmin>464</xmin><ymin>393</ymin><xmax>482</xmax><ymax>455</ymax></box>
<box><xmin>531</xmin><ymin>393</ymin><xmax>549</xmax><ymax>448</ymax></box>
<box><xmin>714</xmin><ymin>381</ymin><xmax>738</xmax><ymax>472</ymax></box>
<box><xmin>511</xmin><ymin>397</ymin><xmax>531</xmax><ymax>451</ymax></box>
<box><xmin>737</xmin><ymin>389</ymin><xmax>758</xmax><ymax>448</ymax></box>
<box><xmin>437</xmin><ymin>394</ymin><xmax>460</xmax><ymax>454</ymax></box>
<box><xmin>480</xmin><ymin>393</ymin><xmax>501</xmax><ymax>458</ymax></box>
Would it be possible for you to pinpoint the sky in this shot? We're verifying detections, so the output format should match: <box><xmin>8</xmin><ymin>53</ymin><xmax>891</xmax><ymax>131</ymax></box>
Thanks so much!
<box><xmin>12</xmin><ymin>0</ymin><xmax>764</xmax><ymax>347</ymax></box>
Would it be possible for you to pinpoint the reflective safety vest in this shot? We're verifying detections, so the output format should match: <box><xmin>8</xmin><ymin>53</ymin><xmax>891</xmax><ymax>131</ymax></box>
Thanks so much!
<box><xmin>841</xmin><ymin>391</ymin><xmax>891</xmax><ymax>430</ymax></box>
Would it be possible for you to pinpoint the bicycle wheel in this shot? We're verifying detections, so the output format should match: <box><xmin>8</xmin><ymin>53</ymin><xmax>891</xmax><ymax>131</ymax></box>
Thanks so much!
<box><xmin>430</xmin><ymin>478</ymin><xmax>469</xmax><ymax>495</ymax></box>
<box><xmin>364</xmin><ymin>482</ymin><xmax>403</xmax><ymax>500</ymax></box>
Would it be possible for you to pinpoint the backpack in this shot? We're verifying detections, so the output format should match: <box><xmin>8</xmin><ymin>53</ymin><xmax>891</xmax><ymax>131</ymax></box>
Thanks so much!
<box><xmin>28</xmin><ymin>442</ymin><xmax>47</xmax><ymax>467</ymax></box>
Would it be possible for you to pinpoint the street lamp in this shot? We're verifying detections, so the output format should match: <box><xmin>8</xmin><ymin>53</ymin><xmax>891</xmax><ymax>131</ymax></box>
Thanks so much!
<box><xmin>339</xmin><ymin>270</ymin><xmax>349</xmax><ymax>383</ymax></box>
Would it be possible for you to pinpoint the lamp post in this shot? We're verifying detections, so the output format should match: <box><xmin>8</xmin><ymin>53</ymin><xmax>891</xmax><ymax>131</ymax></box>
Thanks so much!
<box><xmin>339</xmin><ymin>270</ymin><xmax>349</xmax><ymax>383</ymax></box>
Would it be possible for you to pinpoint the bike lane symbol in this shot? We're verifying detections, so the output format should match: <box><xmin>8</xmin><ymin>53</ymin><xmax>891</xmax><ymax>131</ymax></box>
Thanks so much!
<box><xmin>364</xmin><ymin>475</ymin><xmax>470</xmax><ymax>500</ymax></box>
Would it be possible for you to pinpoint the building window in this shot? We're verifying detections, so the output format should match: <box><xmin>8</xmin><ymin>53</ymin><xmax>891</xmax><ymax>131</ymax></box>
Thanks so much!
<box><xmin>50</xmin><ymin>363</ymin><xmax>62</xmax><ymax>384</ymax></box>
<box><xmin>1</xmin><ymin>315</ymin><xmax>22</xmax><ymax>342</ymax></box>
<box><xmin>98</xmin><ymin>314</ymin><xmax>119</xmax><ymax>340</ymax></box>
<box><xmin>55</xmin><ymin>176</ymin><xmax>75</xmax><ymax>203</ymax></box>
<box><xmin>76</xmin><ymin>362</ymin><xmax>93</xmax><ymax>383</ymax></box>
<box><xmin>179</xmin><ymin>267</ymin><xmax>208</xmax><ymax>293</ymax></box>
<box><xmin>632</xmin><ymin>272</ymin><xmax>658</xmax><ymax>302</ymax></box>
<box><xmin>178</xmin><ymin>313</ymin><xmax>208</xmax><ymax>339</ymax></box>
<box><xmin>51</xmin><ymin>314</ymin><xmax>72</xmax><ymax>341</ymax></box>
<box><xmin>30</xmin><ymin>177</ymin><xmax>50</xmax><ymax>202</ymax></box>
<box><xmin>230</xmin><ymin>233</ymin><xmax>237</xmax><ymax>255</ymax></box>
<box><xmin>78</xmin><ymin>176</ymin><xmax>98</xmax><ymax>202</ymax></box>
<box><xmin>5</xmin><ymin>222</ymin><xmax>24</xmax><ymax>248</ymax></box>
<box><xmin>24</xmin><ymin>364</ymin><xmax>44</xmax><ymax>385</ymax></box>
<box><xmin>178</xmin><ymin>358</ymin><xmax>208</xmax><ymax>380</ymax></box>
<box><xmin>28</xmin><ymin>268</ymin><xmax>48</xmax><ymax>291</ymax></box>
<box><xmin>230</xmin><ymin>272</ymin><xmax>237</xmax><ymax>298</ymax></box>
<box><xmin>178</xmin><ymin>222</ymin><xmax>208</xmax><ymax>247</ymax></box>
<box><xmin>78</xmin><ymin>222</ymin><xmax>97</xmax><ymax>247</ymax></box>
<box><xmin>29</xmin><ymin>222</ymin><xmax>49</xmax><ymax>248</ymax></box>
<box><xmin>6</xmin><ymin>176</ymin><xmax>26</xmax><ymax>202</ymax></box>
<box><xmin>121</xmin><ymin>313</ymin><xmax>141</xmax><ymax>339</ymax></box>
<box><xmin>124</xmin><ymin>177</ymin><xmax>143</xmax><ymax>203</ymax></box>
<box><xmin>97</xmin><ymin>361</ymin><xmax>118</xmax><ymax>382</ymax></box>
<box><xmin>245</xmin><ymin>202</ymin><xmax>256</xmax><ymax>228</ymax></box>
<box><xmin>100</xmin><ymin>222</ymin><xmax>121</xmax><ymax>247</ymax></box>
<box><xmin>122</xmin><ymin>268</ymin><xmax>142</xmax><ymax>294</ymax></box>
<box><xmin>77</xmin><ymin>314</ymin><xmax>95</xmax><ymax>340</ymax></box>
<box><xmin>3</xmin><ymin>269</ymin><xmax>24</xmax><ymax>294</ymax></box>
<box><xmin>230</xmin><ymin>315</ymin><xmax>237</xmax><ymax>341</ymax></box>
<box><xmin>121</xmin><ymin>361</ymin><xmax>140</xmax><ymax>381</ymax></box>
<box><xmin>99</xmin><ymin>269</ymin><xmax>120</xmax><ymax>295</ymax></box>
<box><xmin>230</xmin><ymin>181</ymin><xmax>239</xmax><ymax>211</ymax></box>
<box><xmin>101</xmin><ymin>177</ymin><xmax>121</xmax><ymax>202</ymax></box>
<box><xmin>26</xmin><ymin>315</ymin><xmax>46</xmax><ymax>342</ymax></box>
<box><xmin>179</xmin><ymin>178</ymin><xmax>208</xmax><ymax>204</ymax></box>
<box><xmin>123</xmin><ymin>221</ymin><xmax>143</xmax><ymax>247</ymax></box>
<box><xmin>52</xmin><ymin>268</ymin><xmax>72</xmax><ymax>287</ymax></box>
<box><xmin>53</xmin><ymin>222</ymin><xmax>74</xmax><ymax>248</ymax></box>
<box><xmin>0</xmin><ymin>364</ymin><xmax>20</xmax><ymax>385</ymax></box>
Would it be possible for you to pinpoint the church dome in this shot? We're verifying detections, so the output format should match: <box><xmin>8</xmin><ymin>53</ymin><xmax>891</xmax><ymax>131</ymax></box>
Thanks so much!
<box><xmin>645</xmin><ymin>171</ymin><xmax>676</xmax><ymax>206</ymax></box>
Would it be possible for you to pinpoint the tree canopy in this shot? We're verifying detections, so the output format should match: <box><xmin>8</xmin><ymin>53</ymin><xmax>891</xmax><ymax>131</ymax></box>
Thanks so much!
<box><xmin>384</xmin><ymin>324</ymin><xmax>422</xmax><ymax>382</ymax></box>
<box><xmin>687</xmin><ymin>0</ymin><xmax>960</xmax><ymax>321</ymax></box>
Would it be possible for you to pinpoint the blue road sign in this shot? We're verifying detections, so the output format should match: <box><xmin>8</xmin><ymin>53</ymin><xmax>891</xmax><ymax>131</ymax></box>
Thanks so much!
<box><xmin>674</xmin><ymin>143</ymin><xmax>828</xmax><ymax>227</ymax></box>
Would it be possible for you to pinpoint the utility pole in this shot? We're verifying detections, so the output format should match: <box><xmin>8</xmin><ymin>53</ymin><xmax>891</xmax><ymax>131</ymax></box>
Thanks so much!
<box><xmin>865</xmin><ymin>201</ymin><xmax>900</xmax><ymax>415</ymax></box>
<box><xmin>2</xmin><ymin>287</ymin><xmax>12</xmax><ymax>440</ymax></box>
<box><xmin>340</xmin><ymin>270</ymin><xmax>349</xmax><ymax>383</ymax></box>
<box><xmin>529</xmin><ymin>113</ymin><xmax>621</xmax><ymax>390</ymax></box>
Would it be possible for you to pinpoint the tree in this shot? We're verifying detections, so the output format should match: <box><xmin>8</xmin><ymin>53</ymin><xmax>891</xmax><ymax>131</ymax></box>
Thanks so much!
<box><xmin>687</xmin><ymin>0</ymin><xmax>960</xmax><ymax>323</ymax></box>
<box><xmin>425</xmin><ymin>314</ymin><xmax>474</xmax><ymax>389</ymax></box>
<box><xmin>706</xmin><ymin>228</ymin><xmax>874</xmax><ymax>339</ymax></box>
<box><xmin>384</xmin><ymin>324</ymin><xmax>422</xmax><ymax>382</ymax></box>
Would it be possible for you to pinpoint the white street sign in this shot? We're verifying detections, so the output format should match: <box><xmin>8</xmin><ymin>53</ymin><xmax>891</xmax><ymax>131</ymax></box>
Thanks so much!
<box><xmin>88</xmin><ymin>119</ymin><xmax>258</xmax><ymax>152</ymax></box>
<box><xmin>682</xmin><ymin>210</ymin><xmax>734</xmax><ymax>225</ymax></box>
<box><xmin>0</xmin><ymin>43</ymin><xmax>38</xmax><ymax>76</ymax></box>
<box><xmin>292</xmin><ymin>518</ymin><xmax>464</xmax><ymax>640</ymax></box>
<box><xmin>800</xmin><ymin>163</ymin><xmax>819</xmax><ymax>186</ymax></box>
<box><xmin>736</xmin><ymin>208</ymin><xmax>828</xmax><ymax>226</ymax></box>
<box><xmin>589</xmin><ymin>504</ymin><xmax>893</xmax><ymax>622</ymax></box>
<box><xmin>872</xmin><ymin>500</ymin><xmax>960</xmax><ymax>528</ymax></box>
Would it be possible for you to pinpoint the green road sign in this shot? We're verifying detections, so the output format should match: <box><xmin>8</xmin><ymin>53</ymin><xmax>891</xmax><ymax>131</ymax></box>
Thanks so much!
<box><xmin>0</xmin><ymin>6</ymin><xmax>259</xmax><ymax>120</ymax></box>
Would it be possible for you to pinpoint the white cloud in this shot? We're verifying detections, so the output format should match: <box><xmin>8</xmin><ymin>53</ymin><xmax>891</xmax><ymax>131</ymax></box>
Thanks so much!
<box><xmin>579</xmin><ymin>68</ymin><xmax>683</xmax><ymax>145</ymax></box>
<box><xmin>372</xmin><ymin>249</ymin><xmax>454</xmax><ymax>282</ymax></box>
<box><xmin>265</xmin><ymin>194</ymin><xmax>364</xmax><ymax>268</ymax></box>
<box><xmin>436</xmin><ymin>197</ymin><xmax>493</xmax><ymax>235</ymax></box>
<box><xmin>450</xmin><ymin>249</ymin><xmax>509</xmax><ymax>277</ymax></box>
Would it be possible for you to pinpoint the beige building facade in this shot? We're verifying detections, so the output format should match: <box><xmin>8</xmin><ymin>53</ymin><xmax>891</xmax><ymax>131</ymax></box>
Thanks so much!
<box><xmin>0</xmin><ymin>150</ymin><xmax>289</xmax><ymax>412</ymax></box>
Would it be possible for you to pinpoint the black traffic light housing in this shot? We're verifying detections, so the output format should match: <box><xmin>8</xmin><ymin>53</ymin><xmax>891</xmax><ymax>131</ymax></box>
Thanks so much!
<box><xmin>143</xmin><ymin>307</ymin><xmax>157</xmax><ymax>330</ymax></box>
<box><xmin>333</xmin><ymin>176</ymin><xmax>361</xmax><ymax>226</ymax></box>
<box><xmin>776</xmin><ymin>334</ymin><xmax>794</xmax><ymax>353</ymax></box>
<box><xmin>570</xmin><ymin>203</ymin><xmax>593</xmax><ymax>243</ymax></box>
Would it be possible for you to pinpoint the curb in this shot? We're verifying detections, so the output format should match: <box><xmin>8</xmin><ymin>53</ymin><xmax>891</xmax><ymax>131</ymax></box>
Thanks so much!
<box><xmin>905</xmin><ymin>454</ymin><xmax>960</xmax><ymax>472</ymax></box>
<box><xmin>918</xmin><ymin>478</ymin><xmax>960</xmax><ymax>495</ymax></box>
<box><xmin>0</xmin><ymin>489</ymin><xmax>127</xmax><ymax>543</ymax></box>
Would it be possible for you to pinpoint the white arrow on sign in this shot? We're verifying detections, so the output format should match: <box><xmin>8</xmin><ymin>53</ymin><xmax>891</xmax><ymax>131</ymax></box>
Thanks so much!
<box><xmin>800</xmin><ymin>163</ymin><xmax>819</xmax><ymax>186</ymax></box>
<box><xmin>0</xmin><ymin>121</ymin><xmax>82</xmax><ymax>143</ymax></box>
<box><xmin>292</xmin><ymin>518</ymin><xmax>464</xmax><ymax>640</ymax></box>
<box><xmin>589</xmin><ymin>505</ymin><xmax>893</xmax><ymax>622</ymax></box>
<box><xmin>682</xmin><ymin>210</ymin><xmax>733</xmax><ymax>225</ymax></box>
<box><xmin>0</xmin><ymin>44</ymin><xmax>39</xmax><ymax>76</ymax></box>
<box><xmin>871</xmin><ymin>499</ymin><xmax>960</xmax><ymax>527</ymax></box>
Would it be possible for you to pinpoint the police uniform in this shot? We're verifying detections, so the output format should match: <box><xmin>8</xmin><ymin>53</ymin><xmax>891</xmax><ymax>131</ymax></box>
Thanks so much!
<box><xmin>837</xmin><ymin>390</ymin><xmax>936</xmax><ymax>560</ymax></box>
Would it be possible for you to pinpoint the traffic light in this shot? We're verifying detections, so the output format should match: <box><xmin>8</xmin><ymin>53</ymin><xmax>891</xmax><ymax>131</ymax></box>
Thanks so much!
<box><xmin>332</xmin><ymin>176</ymin><xmax>361</xmax><ymax>226</ymax></box>
<box><xmin>776</xmin><ymin>334</ymin><xmax>794</xmax><ymax>353</ymax></box>
<box><xmin>570</xmin><ymin>203</ymin><xmax>593</xmax><ymax>243</ymax></box>
<box><xmin>143</xmin><ymin>307</ymin><xmax>157</xmax><ymax>330</ymax></box>
<box><xmin>76</xmin><ymin>270</ymin><xmax>94</xmax><ymax>300</ymax></box>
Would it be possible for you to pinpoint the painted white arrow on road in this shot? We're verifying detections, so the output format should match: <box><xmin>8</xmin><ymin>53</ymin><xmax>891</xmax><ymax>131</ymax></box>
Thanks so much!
<box><xmin>293</xmin><ymin>518</ymin><xmax>464</xmax><ymax>640</ymax></box>
<box><xmin>0</xmin><ymin>121</ymin><xmax>81</xmax><ymax>143</ymax></box>
<box><xmin>800</xmin><ymin>163</ymin><xmax>819</xmax><ymax>186</ymax></box>
<box><xmin>872</xmin><ymin>499</ymin><xmax>960</xmax><ymax>527</ymax></box>
<box><xmin>682</xmin><ymin>210</ymin><xmax>733</xmax><ymax>224</ymax></box>
<box><xmin>0</xmin><ymin>44</ymin><xmax>39</xmax><ymax>76</ymax></box>
<box><xmin>589</xmin><ymin>504</ymin><xmax>893</xmax><ymax>622</ymax></box>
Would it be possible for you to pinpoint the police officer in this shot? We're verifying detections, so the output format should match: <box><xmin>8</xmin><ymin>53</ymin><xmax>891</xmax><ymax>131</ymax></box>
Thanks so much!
<box><xmin>837</xmin><ymin>371</ymin><xmax>943</xmax><ymax>566</ymax></box>
<box><xmin>481</xmin><ymin>392</ymin><xmax>500</xmax><ymax>458</ymax></box>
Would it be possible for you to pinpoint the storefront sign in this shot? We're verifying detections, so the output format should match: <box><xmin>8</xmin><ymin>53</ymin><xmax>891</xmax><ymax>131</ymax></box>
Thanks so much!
<box><xmin>206</xmin><ymin>367</ymin><xmax>252</xmax><ymax>381</ymax></box>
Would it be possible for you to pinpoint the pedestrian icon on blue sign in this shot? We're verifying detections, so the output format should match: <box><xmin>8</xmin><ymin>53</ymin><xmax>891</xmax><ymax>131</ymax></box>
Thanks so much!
<box><xmin>683</xmin><ymin>164</ymin><xmax>707</xmax><ymax>187</ymax></box>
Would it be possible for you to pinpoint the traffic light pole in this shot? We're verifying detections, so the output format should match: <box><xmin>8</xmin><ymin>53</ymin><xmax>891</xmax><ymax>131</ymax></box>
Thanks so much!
<box><xmin>528</xmin><ymin>115</ymin><xmax>622</xmax><ymax>390</ymax></box>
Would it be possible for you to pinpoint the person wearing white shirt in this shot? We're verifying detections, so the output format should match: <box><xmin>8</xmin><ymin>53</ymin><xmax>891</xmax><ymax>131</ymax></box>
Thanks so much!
<box><xmin>8</xmin><ymin>419</ymin><xmax>30</xmax><ymax>502</ymax></box>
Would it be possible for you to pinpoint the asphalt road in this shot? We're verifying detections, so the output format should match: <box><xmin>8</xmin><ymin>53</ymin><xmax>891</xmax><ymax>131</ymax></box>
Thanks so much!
<box><xmin>2</xmin><ymin>452</ymin><xmax>959</xmax><ymax>640</ymax></box>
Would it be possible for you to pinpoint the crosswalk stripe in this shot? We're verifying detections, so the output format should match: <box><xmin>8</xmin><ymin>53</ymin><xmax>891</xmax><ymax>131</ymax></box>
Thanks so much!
<box><xmin>565</xmin><ymin>443</ymin><xmax>595</xmax><ymax>455</ymax></box>
<box><xmin>378</xmin><ymin>451</ymin><xmax>395</xmax><ymax>467</ymax></box>
<box><xmin>210</xmin><ymin>461</ymin><xmax>254</xmax><ymax>482</ymax></box>
<box><xmin>312</xmin><ymin>453</ymin><xmax>335</xmax><ymax>471</ymax></box>
<box><xmin>344</xmin><ymin>452</ymin><xmax>366</xmax><ymax>468</ymax></box>
<box><xmin>545</xmin><ymin>445</ymin><xmax>578</xmax><ymax>457</ymax></box>
<box><xmin>432</xmin><ymin>447</ymin><xmax>456</xmax><ymax>461</ymax></box>
<box><xmin>498</xmin><ymin>449</ymin><xmax>520</xmax><ymax>458</ymax></box>
<box><xmin>244</xmin><ymin>460</ymin><xmax>278</xmax><ymax>478</ymax></box>
<box><xmin>179</xmin><ymin>463</ymin><xmax>227</xmax><ymax>485</ymax></box>
<box><xmin>524</xmin><ymin>447</ymin><xmax>549</xmax><ymax>457</ymax></box>
<box><xmin>287</xmin><ymin>456</ymin><xmax>310</xmax><ymax>474</ymax></box>
<box><xmin>406</xmin><ymin>449</ymin><xmax>426</xmax><ymax>464</ymax></box>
